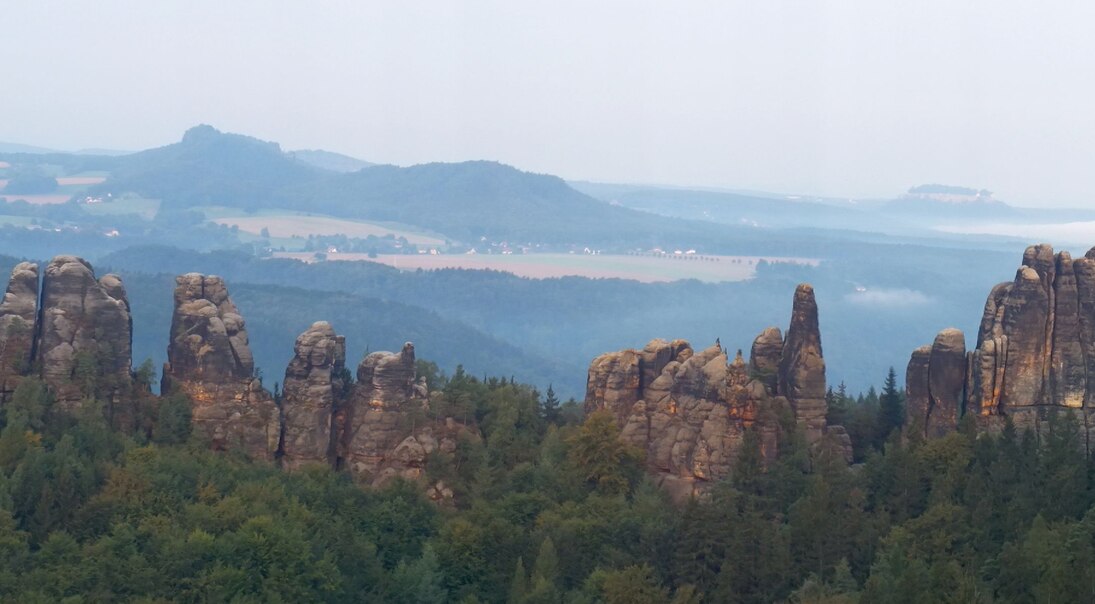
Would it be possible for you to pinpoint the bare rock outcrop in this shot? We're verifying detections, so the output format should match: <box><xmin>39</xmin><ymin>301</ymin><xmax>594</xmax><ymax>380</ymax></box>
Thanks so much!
<box><xmin>0</xmin><ymin>262</ymin><xmax>38</xmax><ymax>402</ymax></box>
<box><xmin>162</xmin><ymin>273</ymin><xmax>279</xmax><ymax>459</ymax></box>
<box><xmin>749</xmin><ymin>327</ymin><xmax>782</xmax><ymax>393</ymax></box>
<box><xmin>906</xmin><ymin>329</ymin><xmax>966</xmax><ymax>438</ymax></box>
<box><xmin>339</xmin><ymin>343</ymin><xmax>429</xmax><ymax>480</ymax></box>
<box><xmin>911</xmin><ymin>243</ymin><xmax>1095</xmax><ymax>449</ymax></box>
<box><xmin>280</xmin><ymin>321</ymin><xmax>349</xmax><ymax>470</ymax></box>
<box><xmin>585</xmin><ymin>283</ymin><xmax>841</xmax><ymax>498</ymax></box>
<box><xmin>36</xmin><ymin>256</ymin><xmax>133</xmax><ymax>410</ymax></box>
<box><xmin>779</xmin><ymin>284</ymin><xmax>828</xmax><ymax>443</ymax></box>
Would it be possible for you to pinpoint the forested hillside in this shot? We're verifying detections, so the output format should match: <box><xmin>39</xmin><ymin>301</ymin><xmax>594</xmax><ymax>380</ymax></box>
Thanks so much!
<box><xmin>0</xmin><ymin>362</ymin><xmax>1092</xmax><ymax>602</ymax></box>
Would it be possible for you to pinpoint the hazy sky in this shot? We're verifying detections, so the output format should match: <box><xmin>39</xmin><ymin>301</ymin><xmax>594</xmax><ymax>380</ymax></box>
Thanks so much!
<box><xmin>4</xmin><ymin>1</ymin><xmax>1095</xmax><ymax>206</ymax></box>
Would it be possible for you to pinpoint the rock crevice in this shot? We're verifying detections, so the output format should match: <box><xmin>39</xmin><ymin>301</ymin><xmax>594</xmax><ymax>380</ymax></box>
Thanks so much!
<box><xmin>908</xmin><ymin>243</ymin><xmax>1095</xmax><ymax>447</ymax></box>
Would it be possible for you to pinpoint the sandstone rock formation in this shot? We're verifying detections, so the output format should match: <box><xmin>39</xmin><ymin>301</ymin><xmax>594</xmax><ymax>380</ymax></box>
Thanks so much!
<box><xmin>905</xmin><ymin>328</ymin><xmax>966</xmax><ymax>438</ymax></box>
<box><xmin>280</xmin><ymin>321</ymin><xmax>349</xmax><ymax>469</ymax></box>
<box><xmin>779</xmin><ymin>284</ymin><xmax>828</xmax><ymax>443</ymax></box>
<box><xmin>36</xmin><ymin>256</ymin><xmax>133</xmax><ymax>410</ymax></box>
<box><xmin>162</xmin><ymin>273</ymin><xmax>279</xmax><ymax>459</ymax></box>
<box><xmin>339</xmin><ymin>343</ymin><xmax>430</xmax><ymax>480</ymax></box>
<box><xmin>0</xmin><ymin>254</ymin><xmax>470</xmax><ymax>494</ymax></box>
<box><xmin>909</xmin><ymin>243</ymin><xmax>1095</xmax><ymax>449</ymax></box>
<box><xmin>585</xmin><ymin>283</ymin><xmax>848</xmax><ymax>499</ymax></box>
<box><xmin>0</xmin><ymin>262</ymin><xmax>38</xmax><ymax>403</ymax></box>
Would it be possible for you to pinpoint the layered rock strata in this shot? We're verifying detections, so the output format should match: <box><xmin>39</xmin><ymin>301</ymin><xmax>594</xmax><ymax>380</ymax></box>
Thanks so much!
<box><xmin>36</xmin><ymin>256</ymin><xmax>133</xmax><ymax>410</ymax></box>
<box><xmin>908</xmin><ymin>243</ymin><xmax>1095</xmax><ymax>448</ymax></box>
<box><xmin>161</xmin><ymin>273</ymin><xmax>279</xmax><ymax>459</ymax></box>
<box><xmin>585</xmin><ymin>284</ymin><xmax>848</xmax><ymax>498</ymax></box>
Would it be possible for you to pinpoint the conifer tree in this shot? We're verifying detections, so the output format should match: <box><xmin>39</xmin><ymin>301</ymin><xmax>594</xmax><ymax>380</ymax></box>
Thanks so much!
<box><xmin>541</xmin><ymin>385</ymin><xmax>561</xmax><ymax>425</ymax></box>
<box><xmin>878</xmin><ymin>367</ymin><xmax>904</xmax><ymax>442</ymax></box>
<box><xmin>509</xmin><ymin>557</ymin><xmax>528</xmax><ymax>603</ymax></box>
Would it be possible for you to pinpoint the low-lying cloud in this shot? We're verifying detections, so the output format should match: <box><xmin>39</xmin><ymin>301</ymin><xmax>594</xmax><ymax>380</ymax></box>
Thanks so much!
<box><xmin>845</xmin><ymin>287</ymin><xmax>931</xmax><ymax>306</ymax></box>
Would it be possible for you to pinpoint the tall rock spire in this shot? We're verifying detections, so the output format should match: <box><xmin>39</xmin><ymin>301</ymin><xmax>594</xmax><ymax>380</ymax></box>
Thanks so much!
<box><xmin>162</xmin><ymin>273</ymin><xmax>279</xmax><ymax>459</ymax></box>
<box><xmin>36</xmin><ymin>256</ymin><xmax>132</xmax><ymax>411</ymax></box>
<box><xmin>281</xmin><ymin>321</ymin><xmax>348</xmax><ymax>470</ymax></box>
<box><xmin>778</xmin><ymin>284</ymin><xmax>827</xmax><ymax>443</ymax></box>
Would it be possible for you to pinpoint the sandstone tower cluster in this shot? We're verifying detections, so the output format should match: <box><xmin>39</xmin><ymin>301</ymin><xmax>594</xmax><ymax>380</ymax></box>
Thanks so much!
<box><xmin>584</xmin><ymin>284</ymin><xmax>850</xmax><ymax>499</ymax></box>
<box><xmin>0</xmin><ymin>256</ymin><xmax>453</xmax><ymax>486</ymax></box>
<box><xmin>907</xmin><ymin>244</ymin><xmax>1095</xmax><ymax>448</ymax></box>
<box><xmin>0</xmin><ymin>256</ymin><xmax>857</xmax><ymax>498</ymax></box>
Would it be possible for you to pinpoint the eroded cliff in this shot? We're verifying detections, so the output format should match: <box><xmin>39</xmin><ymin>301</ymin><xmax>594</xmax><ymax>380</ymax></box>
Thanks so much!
<box><xmin>907</xmin><ymin>243</ymin><xmax>1095</xmax><ymax>448</ymax></box>
<box><xmin>585</xmin><ymin>283</ymin><xmax>850</xmax><ymax>499</ymax></box>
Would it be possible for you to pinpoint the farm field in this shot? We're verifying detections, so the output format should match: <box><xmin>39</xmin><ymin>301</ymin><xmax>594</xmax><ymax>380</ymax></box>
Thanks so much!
<box><xmin>206</xmin><ymin>208</ymin><xmax>446</xmax><ymax>245</ymax></box>
<box><xmin>0</xmin><ymin>194</ymin><xmax>72</xmax><ymax>205</ymax></box>
<box><xmin>56</xmin><ymin>176</ymin><xmax>107</xmax><ymax>186</ymax></box>
<box><xmin>272</xmin><ymin>252</ymin><xmax>819</xmax><ymax>283</ymax></box>
<box><xmin>82</xmin><ymin>194</ymin><xmax>161</xmax><ymax>219</ymax></box>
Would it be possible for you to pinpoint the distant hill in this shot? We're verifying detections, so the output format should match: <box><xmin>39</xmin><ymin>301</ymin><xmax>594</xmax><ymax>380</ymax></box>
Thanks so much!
<box><xmin>279</xmin><ymin>160</ymin><xmax>746</xmax><ymax>244</ymax></box>
<box><xmin>289</xmin><ymin>148</ymin><xmax>375</xmax><ymax>172</ymax></box>
<box><xmin>72</xmin><ymin>147</ymin><xmax>133</xmax><ymax>156</ymax></box>
<box><xmin>584</xmin><ymin>185</ymin><xmax>871</xmax><ymax>230</ymax></box>
<box><xmin>0</xmin><ymin>141</ymin><xmax>58</xmax><ymax>154</ymax></box>
<box><xmin>89</xmin><ymin>125</ymin><xmax>325</xmax><ymax>208</ymax></box>
<box><xmin>0</xmin><ymin>142</ymin><xmax>132</xmax><ymax>155</ymax></box>
<box><xmin>77</xmin><ymin>125</ymin><xmax>779</xmax><ymax>249</ymax></box>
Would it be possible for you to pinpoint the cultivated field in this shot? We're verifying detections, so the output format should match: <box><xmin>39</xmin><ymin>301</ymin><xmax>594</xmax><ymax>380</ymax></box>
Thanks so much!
<box><xmin>0</xmin><ymin>194</ymin><xmax>72</xmax><ymax>205</ymax></box>
<box><xmin>56</xmin><ymin>176</ymin><xmax>107</xmax><ymax>186</ymax></box>
<box><xmin>210</xmin><ymin>211</ymin><xmax>446</xmax><ymax>245</ymax></box>
<box><xmin>82</xmin><ymin>195</ymin><xmax>161</xmax><ymax>219</ymax></box>
<box><xmin>272</xmin><ymin>252</ymin><xmax>818</xmax><ymax>283</ymax></box>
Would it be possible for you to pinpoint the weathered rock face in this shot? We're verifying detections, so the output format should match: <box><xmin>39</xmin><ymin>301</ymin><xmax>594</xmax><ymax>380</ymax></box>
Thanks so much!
<box><xmin>36</xmin><ymin>256</ymin><xmax>133</xmax><ymax>410</ymax></box>
<box><xmin>280</xmin><ymin>321</ymin><xmax>348</xmax><ymax>470</ymax></box>
<box><xmin>906</xmin><ymin>329</ymin><xmax>966</xmax><ymax>438</ymax></box>
<box><xmin>911</xmin><ymin>243</ymin><xmax>1095</xmax><ymax>449</ymax></box>
<box><xmin>749</xmin><ymin>327</ymin><xmax>782</xmax><ymax>393</ymax></box>
<box><xmin>162</xmin><ymin>273</ymin><xmax>279</xmax><ymax>459</ymax></box>
<box><xmin>778</xmin><ymin>284</ymin><xmax>827</xmax><ymax>443</ymax></box>
<box><xmin>585</xmin><ymin>284</ymin><xmax>843</xmax><ymax>499</ymax></box>
<box><xmin>339</xmin><ymin>343</ymin><xmax>432</xmax><ymax>481</ymax></box>
<box><xmin>0</xmin><ymin>262</ymin><xmax>39</xmax><ymax>402</ymax></box>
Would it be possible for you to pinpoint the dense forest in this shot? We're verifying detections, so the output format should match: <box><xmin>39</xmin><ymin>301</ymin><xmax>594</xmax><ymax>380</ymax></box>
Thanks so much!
<box><xmin>2</xmin><ymin>362</ymin><xmax>1094</xmax><ymax>603</ymax></box>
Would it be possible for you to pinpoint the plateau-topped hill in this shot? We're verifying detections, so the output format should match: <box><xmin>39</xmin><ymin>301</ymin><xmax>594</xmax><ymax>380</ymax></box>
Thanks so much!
<box><xmin>90</xmin><ymin>125</ymin><xmax>326</xmax><ymax>207</ymax></box>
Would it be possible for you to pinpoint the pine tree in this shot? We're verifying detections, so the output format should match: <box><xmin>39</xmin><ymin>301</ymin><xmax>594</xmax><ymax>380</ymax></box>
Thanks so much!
<box><xmin>878</xmin><ymin>367</ymin><xmax>904</xmax><ymax>442</ymax></box>
<box><xmin>542</xmin><ymin>385</ymin><xmax>561</xmax><ymax>425</ymax></box>
<box><xmin>532</xmin><ymin>537</ymin><xmax>560</xmax><ymax>587</ymax></box>
<box><xmin>509</xmin><ymin>557</ymin><xmax>528</xmax><ymax>603</ymax></box>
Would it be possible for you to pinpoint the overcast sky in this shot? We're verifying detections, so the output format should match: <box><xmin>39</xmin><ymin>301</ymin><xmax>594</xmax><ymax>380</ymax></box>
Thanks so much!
<box><xmin>4</xmin><ymin>1</ymin><xmax>1095</xmax><ymax>206</ymax></box>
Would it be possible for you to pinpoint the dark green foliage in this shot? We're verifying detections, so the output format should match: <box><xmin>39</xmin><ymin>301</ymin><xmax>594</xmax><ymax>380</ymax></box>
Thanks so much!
<box><xmin>153</xmin><ymin>393</ymin><xmax>192</xmax><ymax>445</ymax></box>
<box><xmin>3</xmin><ymin>363</ymin><xmax>1095</xmax><ymax>602</ymax></box>
<box><xmin>878</xmin><ymin>366</ymin><xmax>904</xmax><ymax>442</ymax></box>
<box><xmin>2</xmin><ymin>165</ymin><xmax>58</xmax><ymax>195</ymax></box>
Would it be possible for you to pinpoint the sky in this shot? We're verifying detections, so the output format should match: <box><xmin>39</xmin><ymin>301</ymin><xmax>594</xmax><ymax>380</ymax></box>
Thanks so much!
<box><xmin>4</xmin><ymin>1</ymin><xmax>1095</xmax><ymax>207</ymax></box>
